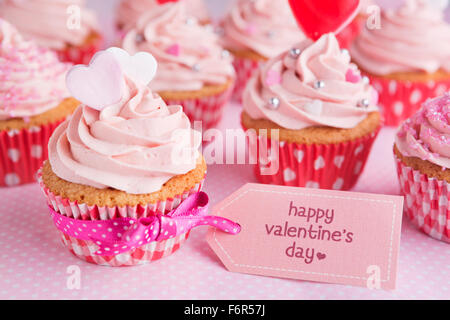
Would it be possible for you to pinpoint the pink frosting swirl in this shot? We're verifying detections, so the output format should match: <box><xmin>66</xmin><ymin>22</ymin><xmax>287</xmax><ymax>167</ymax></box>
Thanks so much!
<box><xmin>222</xmin><ymin>0</ymin><xmax>304</xmax><ymax>58</ymax></box>
<box><xmin>49</xmin><ymin>76</ymin><xmax>202</xmax><ymax>194</ymax></box>
<box><xmin>0</xmin><ymin>20</ymin><xmax>71</xmax><ymax>121</ymax></box>
<box><xmin>0</xmin><ymin>0</ymin><xmax>98</xmax><ymax>50</ymax></box>
<box><xmin>351</xmin><ymin>0</ymin><xmax>450</xmax><ymax>75</ymax></box>
<box><xmin>243</xmin><ymin>33</ymin><xmax>379</xmax><ymax>130</ymax></box>
<box><xmin>395</xmin><ymin>93</ymin><xmax>450</xmax><ymax>169</ymax></box>
<box><xmin>117</xmin><ymin>0</ymin><xmax>210</xmax><ymax>30</ymax></box>
<box><xmin>121</xmin><ymin>2</ymin><xmax>234</xmax><ymax>92</ymax></box>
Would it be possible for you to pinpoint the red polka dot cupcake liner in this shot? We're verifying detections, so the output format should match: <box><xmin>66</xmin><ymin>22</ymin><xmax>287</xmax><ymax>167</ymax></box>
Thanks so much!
<box><xmin>55</xmin><ymin>35</ymin><xmax>103</xmax><ymax>65</ymax></box>
<box><xmin>0</xmin><ymin>119</ymin><xmax>65</xmax><ymax>187</ymax></box>
<box><xmin>336</xmin><ymin>17</ymin><xmax>363</xmax><ymax>49</ymax></box>
<box><xmin>367</xmin><ymin>74</ymin><xmax>450</xmax><ymax>127</ymax></box>
<box><xmin>38</xmin><ymin>170</ymin><xmax>204</xmax><ymax>266</ymax></box>
<box><xmin>231</xmin><ymin>55</ymin><xmax>263</xmax><ymax>103</ymax></box>
<box><xmin>395</xmin><ymin>156</ymin><xmax>449</xmax><ymax>243</ymax></box>
<box><xmin>245</xmin><ymin>127</ymin><xmax>380</xmax><ymax>190</ymax></box>
<box><xmin>163</xmin><ymin>84</ymin><xmax>233</xmax><ymax>130</ymax></box>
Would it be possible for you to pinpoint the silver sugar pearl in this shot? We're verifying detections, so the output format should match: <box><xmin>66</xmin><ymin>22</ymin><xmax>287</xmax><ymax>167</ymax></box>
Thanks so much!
<box><xmin>358</xmin><ymin>98</ymin><xmax>370</xmax><ymax>108</ymax></box>
<box><xmin>314</xmin><ymin>80</ymin><xmax>325</xmax><ymax>89</ymax></box>
<box><xmin>362</xmin><ymin>76</ymin><xmax>370</xmax><ymax>84</ymax></box>
<box><xmin>289</xmin><ymin>48</ymin><xmax>301</xmax><ymax>58</ymax></box>
<box><xmin>267</xmin><ymin>97</ymin><xmax>280</xmax><ymax>109</ymax></box>
<box><xmin>135</xmin><ymin>33</ymin><xmax>145</xmax><ymax>43</ymax></box>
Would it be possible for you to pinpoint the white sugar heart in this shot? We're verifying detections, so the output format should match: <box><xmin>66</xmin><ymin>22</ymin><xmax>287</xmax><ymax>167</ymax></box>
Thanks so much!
<box><xmin>66</xmin><ymin>51</ymin><xmax>124</xmax><ymax>110</ymax></box>
<box><xmin>303</xmin><ymin>99</ymin><xmax>323</xmax><ymax>116</ymax></box>
<box><xmin>107</xmin><ymin>47</ymin><xmax>157</xmax><ymax>86</ymax></box>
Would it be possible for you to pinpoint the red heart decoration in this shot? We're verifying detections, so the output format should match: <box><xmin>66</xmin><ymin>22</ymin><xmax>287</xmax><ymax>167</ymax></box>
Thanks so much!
<box><xmin>288</xmin><ymin>0</ymin><xmax>360</xmax><ymax>40</ymax></box>
<box><xmin>156</xmin><ymin>0</ymin><xmax>179</xmax><ymax>4</ymax></box>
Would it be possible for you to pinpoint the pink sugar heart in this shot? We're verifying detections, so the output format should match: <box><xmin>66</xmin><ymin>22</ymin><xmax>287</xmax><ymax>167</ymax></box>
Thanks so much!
<box><xmin>107</xmin><ymin>47</ymin><xmax>157</xmax><ymax>86</ymax></box>
<box><xmin>166</xmin><ymin>44</ymin><xmax>181</xmax><ymax>56</ymax></box>
<box><xmin>345</xmin><ymin>68</ymin><xmax>361</xmax><ymax>83</ymax></box>
<box><xmin>265</xmin><ymin>70</ymin><xmax>282</xmax><ymax>86</ymax></box>
<box><xmin>66</xmin><ymin>51</ymin><xmax>124</xmax><ymax>111</ymax></box>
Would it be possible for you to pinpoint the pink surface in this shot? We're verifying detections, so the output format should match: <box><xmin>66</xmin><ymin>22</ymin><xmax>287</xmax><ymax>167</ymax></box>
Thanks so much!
<box><xmin>0</xmin><ymin>102</ymin><xmax>449</xmax><ymax>300</ymax></box>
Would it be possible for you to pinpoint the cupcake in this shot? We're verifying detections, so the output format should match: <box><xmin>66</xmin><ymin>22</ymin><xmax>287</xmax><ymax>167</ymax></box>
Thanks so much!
<box><xmin>351</xmin><ymin>0</ymin><xmax>450</xmax><ymax>126</ymax></box>
<box><xmin>0</xmin><ymin>20</ymin><xmax>77</xmax><ymax>187</ymax></box>
<box><xmin>241</xmin><ymin>33</ymin><xmax>382</xmax><ymax>190</ymax></box>
<box><xmin>117</xmin><ymin>0</ymin><xmax>211</xmax><ymax>32</ymax></box>
<box><xmin>394</xmin><ymin>94</ymin><xmax>449</xmax><ymax>243</ymax></box>
<box><xmin>0</xmin><ymin>0</ymin><xmax>102</xmax><ymax>65</ymax></box>
<box><xmin>121</xmin><ymin>2</ymin><xmax>235</xmax><ymax>129</ymax></box>
<box><xmin>336</xmin><ymin>0</ymin><xmax>374</xmax><ymax>49</ymax></box>
<box><xmin>222</xmin><ymin>0</ymin><xmax>305</xmax><ymax>101</ymax></box>
<box><xmin>38</xmin><ymin>48</ymin><xmax>211</xmax><ymax>266</ymax></box>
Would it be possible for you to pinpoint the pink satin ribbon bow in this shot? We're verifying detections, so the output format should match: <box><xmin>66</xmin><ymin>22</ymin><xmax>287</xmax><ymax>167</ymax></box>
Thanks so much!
<box><xmin>49</xmin><ymin>192</ymin><xmax>240</xmax><ymax>256</ymax></box>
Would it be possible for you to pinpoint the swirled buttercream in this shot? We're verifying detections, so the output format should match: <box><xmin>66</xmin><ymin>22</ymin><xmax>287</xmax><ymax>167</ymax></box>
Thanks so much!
<box><xmin>243</xmin><ymin>33</ymin><xmax>378</xmax><ymax>130</ymax></box>
<box><xmin>121</xmin><ymin>2</ymin><xmax>234</xmax><ymax>92</ymax></box>
<box><xmin>48</xmin><ymin>76</ymin><xmax>202</xmax><ymax>194</ymax></box>
<box><xmin>395</xmin><ymin>93</ymin><xmax>450</xmax><ymax>169</ymax></box>
<box><xmin>117</xmin><ymin>0</ymin><xmax>210</xmax><ymax>30</ymax></box>
<box><xmin>0</xmin><ymin>20</ymin><xmax>71</xmax><ymax>121</ymax></box>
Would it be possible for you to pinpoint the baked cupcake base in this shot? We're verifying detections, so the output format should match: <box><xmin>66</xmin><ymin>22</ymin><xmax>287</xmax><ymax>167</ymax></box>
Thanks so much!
<box><xmin>0</xmin><ymin>98</ymin><xmax>79</xmax><ymax>187</ymax></box>
<box><xmin>158</xmin><ymin>79</ymin><xmax>234</xmax><ymax>130</ymax></box>
<box><xmin>39</xmin><ymin>157</ymin><xmax>207</xmax><ymax>266</ymax></box>
<box><xmin>242</xmin><ymin>111</ymin><xmax>382</xmax><ymax>190</ymax></box>
<box><xmin>394</xmin><ymin>146</ymin><xmax>449</xmax><ymax>243</ymax></box>
<box><xmin>363</xmin><ymin>68</ymin><xmax>450</xmax><ymax>126</ymax></box>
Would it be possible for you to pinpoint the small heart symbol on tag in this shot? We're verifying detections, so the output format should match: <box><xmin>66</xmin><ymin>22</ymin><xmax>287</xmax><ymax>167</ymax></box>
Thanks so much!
<box><xmin>317</xmin><ymin>252</ymin><xmax>327</xmax><ymax>260</ymax></box>
<box><xmin>107</xmin><ymin>47</ymin><xmax>157</xmax><ymax>86</ymax></box>
<box><xmin>288</xmin><ymin>0</ymin><xmax>360</xmax><ymax>40</ymax></box>
<box><xmin>66</xmin><ymin>51</ymin><xmax>124</xmax><ymax>111</ymax></box>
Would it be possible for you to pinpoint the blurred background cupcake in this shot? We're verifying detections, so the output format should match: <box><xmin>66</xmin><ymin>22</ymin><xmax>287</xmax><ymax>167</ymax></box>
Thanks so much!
<box><xmin>0</xmin><ymin>20</ymin><xmax>78</xmax><ymax>187</ymax></box>
<box><xmin>241</xmin><ymin>33</ymin><xmax>381</xmax><ymax>190</ymax></box>
<box><xmin>39</xmin><ymin>49</ymin><xmax>206</xmax><ymax>266</ymax></box>
<box><xmin>222</xmin><ymin>0</ymin><xmax>305</xmax><ymax>101</ymax></box>
<box><xmin>116</xmin><ymin>0</ymin><xmax>211</xmax><ymax>33</ymax></box>
<box><xmin>351</xmin><ymin>0</ymin><xmax>450</xmax><ymax>126</ymax></box>
<box><xmin>394</xmin><ymin>93</ymin><xmax>449</xmax><ymax>243</ymax></box>
<box><xmin>0</xmin><ymin>0</ymin><xmax>102</xmax><ymax>64</ymax></box>
<box><xmin>121</xmin><ymin>1</ymin><xmax>235</xmax><ymax>130</ymax></box>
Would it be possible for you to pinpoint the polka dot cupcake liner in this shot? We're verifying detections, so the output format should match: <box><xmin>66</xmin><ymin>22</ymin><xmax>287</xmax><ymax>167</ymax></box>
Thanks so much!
<box><xmin>38</xmin><ymin>170</ymin><xmax>204</xmax><ymax>266</ymax></box>
<box><xmin>231</xmin><ymin>55</ymin><xmax>264</xmax><ymax>103</ymax></box>
<box><xmin>367</xmin><ymin>74</ymin><xmax>450</xmax><ymax>127</ymax></box>
<box><xmin>395</xmin><ymin>155</ymin><xmax>449</xmax><ymax>243</ymax></box>
<box><xmin>55</xmin><ymin>34</ymin><xmax>103</xmax><ymax>65</ymax></box>
<box><xmin>0</xmin><ymin>119</ymin><xmax>65</xmax><ymax>187</ymax></box>
<box><xmin>246</xmin><ymin>127</ymin><xmax>380</xmax><ymax>190</ymax></box>
<box><xmin>163</xmin><ymin>84</ymin><xmax>233</xmax><ymax>130</ymax></box>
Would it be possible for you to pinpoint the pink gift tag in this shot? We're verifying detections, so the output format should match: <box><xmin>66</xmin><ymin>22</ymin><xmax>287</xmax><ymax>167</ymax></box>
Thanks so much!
<box><xmin>206</xmin><ymin>183</ymin><xmax>404</xmax><ymax>290</ymax></box>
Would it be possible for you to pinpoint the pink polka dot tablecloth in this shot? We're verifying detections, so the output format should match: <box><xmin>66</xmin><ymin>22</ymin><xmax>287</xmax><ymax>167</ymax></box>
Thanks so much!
<box><xmin>0</xmin><ymin>102</ymin><xmax>449</xmax><ymax>300</ymax></box>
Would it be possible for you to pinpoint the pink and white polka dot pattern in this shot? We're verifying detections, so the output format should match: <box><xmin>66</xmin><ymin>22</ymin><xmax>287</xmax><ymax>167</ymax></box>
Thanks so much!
<box><xmin>231</xmin><ymin>55</ymin><xmax>263</xmax><ymax>103</ymax></box>
<box><xmin>0</xmin><ymin>103</ymin><xmax>449</xmax><ymax>299</ymax></box>
<box><xmin>0</xmin><ymin>119</ymin><xmax>64</xmax><ymax>187</ymax></box>
<box><xmin>246</xmin><ymin>126</ymin><xmax>381</xmax><ymax>191</ymax></box>
<box><xmin>395</xmin><ymin>156</ymin><xmax>449</xmax><ymax>243</ymax></box>
<box><xmin>163</xmin><ymin>83</ymin><xmax>233</xmax><ymax>130</ymax></box>
<box><xmin>368</xmin><ymin>73</ymin><xmax>450</xmax><ymax>127</ymax></box>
